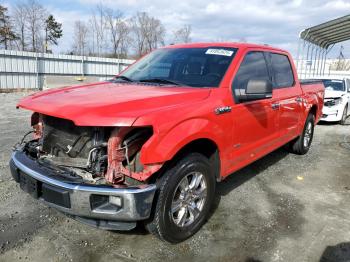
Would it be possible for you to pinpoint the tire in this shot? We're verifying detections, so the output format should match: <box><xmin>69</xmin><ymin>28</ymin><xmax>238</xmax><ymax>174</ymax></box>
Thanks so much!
<box><xmin>340</xmin><ymin>104</ymin><xmax>348</xmax><ymax>125</ymax></box>
<box><xmin>288</xmin><ymin>113</ymin><xmax>315</xmax><ymax>155</ymax></box>
<box><xmin>145</xmin><ymin>153</ymin><xmax>216</xmax><ymax>243</ymax></box>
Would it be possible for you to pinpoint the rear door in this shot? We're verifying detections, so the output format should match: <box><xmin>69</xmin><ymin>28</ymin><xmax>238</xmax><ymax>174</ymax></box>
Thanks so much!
<box><xmin>267</xmin><ymin>52</ymin><xmax>303</xmax><ymax>141</ymax></box>
<box><xmin>228</xmin><ymin>51</ymin><xmax>280</xmax><ymax>173</ymax></box>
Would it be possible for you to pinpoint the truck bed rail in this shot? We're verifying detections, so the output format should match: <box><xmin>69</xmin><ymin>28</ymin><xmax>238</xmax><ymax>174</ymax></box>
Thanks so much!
<box><xmin>300</xmin><ymin>79</ymin><xmax>324</xmax><ymax>85</ymax></box>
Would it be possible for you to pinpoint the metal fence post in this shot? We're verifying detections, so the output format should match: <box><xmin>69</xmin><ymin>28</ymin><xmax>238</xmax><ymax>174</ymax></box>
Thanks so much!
<box><xmin>82</xmin><ymin>56</ymin><xmax>85</xmax><ymax>77</ymax></box>
<box><xmin>312</xmin><ymin>46</ymin><xmax>319</xmax><ymax>77</ymax></box>
<box><xmin>315</xmin><ymin>47</ymin><xmax>323</xmax><ymax>77</ymax></box>
<box><xmin>296</xmin><ymin>39</ymin><xmax>301</xmax><ymax>72</ymax></box>
<box><xmin>36</xmin><ymin>53</ymin><xmax>40</xmax><ymax>90</ymax></box>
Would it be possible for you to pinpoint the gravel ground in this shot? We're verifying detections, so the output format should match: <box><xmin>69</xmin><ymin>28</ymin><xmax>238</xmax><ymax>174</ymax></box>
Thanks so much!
<box><xmin>1</xmin><ymin>93</ymin><xmax>350</xmax><ymax>262</ymax></box>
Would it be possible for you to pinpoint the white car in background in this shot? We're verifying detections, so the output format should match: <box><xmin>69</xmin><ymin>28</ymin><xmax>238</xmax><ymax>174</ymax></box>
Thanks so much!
<box><xmin>317</xmin><ymin>78</ymin><xmax>350</xmax><ymax>124</ymax></box>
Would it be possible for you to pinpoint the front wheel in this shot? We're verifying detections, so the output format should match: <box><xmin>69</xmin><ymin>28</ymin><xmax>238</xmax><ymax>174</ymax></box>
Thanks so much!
<box><xmin>288</xmin><ymin>113</ymin><xmax>315</xmax><ymax>155</ymax></box>
<box><xmin>145</xmin><ymin>153</ymin><xmax>216</xmax><ymax>243</ymax></box>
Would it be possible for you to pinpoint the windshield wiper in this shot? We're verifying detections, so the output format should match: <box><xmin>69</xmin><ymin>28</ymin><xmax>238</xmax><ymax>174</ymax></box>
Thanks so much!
<box><xmin>138</xmin><ymin>78</ymin><xmax>182</xmax><ymax>86</ymax></box>
<box><xmin>113</xmin><ymin>75</ymin><xmax>134</xmax><ymax>82</ymax></box>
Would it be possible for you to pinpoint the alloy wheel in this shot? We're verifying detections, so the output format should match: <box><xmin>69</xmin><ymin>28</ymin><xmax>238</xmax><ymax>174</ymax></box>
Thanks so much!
<box><xmin>171</xmin><ymin>172</ymin><xmax>207</xmax><ymax>227</ymax></box>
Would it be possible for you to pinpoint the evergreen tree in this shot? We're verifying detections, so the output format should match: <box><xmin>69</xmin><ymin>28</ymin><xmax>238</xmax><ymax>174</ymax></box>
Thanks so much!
<box><xmin>0</xmin><ymin>5</ymin><xmax>18</xmax><ymax>49</ymax></box>
<box><xmin>44</xmin><ymin>14</ymin><xmax>62</xmax><ymax>52</ymax></box>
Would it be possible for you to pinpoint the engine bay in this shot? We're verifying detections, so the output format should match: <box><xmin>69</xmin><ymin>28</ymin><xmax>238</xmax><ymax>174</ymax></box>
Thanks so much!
<box><xmin>18</xmin><ymin>113</ymin><xmax>161</xmax><ymax>186</ymax></box>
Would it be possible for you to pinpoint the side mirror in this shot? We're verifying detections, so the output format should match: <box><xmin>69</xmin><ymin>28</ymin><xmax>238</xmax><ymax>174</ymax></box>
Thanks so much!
<box><xmin>239</xmin><ymin>79</ymin><xmax>273</xmax><ymax>102</ymax></box>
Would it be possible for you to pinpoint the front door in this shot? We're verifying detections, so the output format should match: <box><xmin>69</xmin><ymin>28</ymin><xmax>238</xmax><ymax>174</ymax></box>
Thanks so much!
<box><xmin>227</xmin><ymin>51</ymin><xmax>280</xmax><ymax>174</ymax></box>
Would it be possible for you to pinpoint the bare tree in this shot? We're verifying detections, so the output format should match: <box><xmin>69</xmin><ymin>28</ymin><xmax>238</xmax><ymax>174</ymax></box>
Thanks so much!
<box><xmin>131</xmin><ymin>12</ymin><xmax>165</xmax><ymax>57</ymax></box>
<box><xmin>13</xmin><ymin>3</ymin><xmax>27</xmax><ymax>50</ymax></box>
<box><xmin>104</xmin><ymin>7</ymin><xmax>130</xmax><ymax>58</ymax></box>
<box><xmin>25</xmin><ymin>0</ymin><xmax>47</xmax><ymax>52</ymax></box>
<box><xmin>117</xmin><ymin>22</ymin><xmax>131</xmax><ymax>58</ymax></box>
<box><xmin>117</xmin><ymin>21</ymin><xmax>131</xmax><ymax>58</ymax></box>
<box><xmin>146</xmin><ymin>16</ymin><xmax>165</xmax><ymax>51</ymax></box>
<box><xmin>89</xmin><ymin>4</ymin><xmax>108</xmax><ymax>56</ymax></box>
<box><xmin>72</xmin><ymin>20</ymin><xmax>88</xmax><ymax>56</ymax></box>
<box><xmin>172</xmin><ymin>25</ymin><xmax>191</xmax><ymax>44</ymax></box>
<box><xmin>130</xmin><ymin>13</ymin><xmax>146</xmax><ymax>57</ymax></box>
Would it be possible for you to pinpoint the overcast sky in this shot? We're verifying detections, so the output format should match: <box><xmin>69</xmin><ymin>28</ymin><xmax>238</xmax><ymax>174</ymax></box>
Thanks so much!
<box><xmin>3</xmin><ymin>0</ymin><xmax>350</xmax><ymax>58</ymax></box>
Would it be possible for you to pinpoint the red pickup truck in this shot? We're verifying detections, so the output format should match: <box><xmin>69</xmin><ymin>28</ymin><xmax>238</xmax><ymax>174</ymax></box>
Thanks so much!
<box><xmin>10</xmin><ymin>43</ymin><xmax>324</xmax><ymax>243</ymax></box>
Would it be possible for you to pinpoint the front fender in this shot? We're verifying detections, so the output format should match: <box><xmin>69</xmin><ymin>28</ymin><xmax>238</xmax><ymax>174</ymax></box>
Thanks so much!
<box><xmin>138</xmin><ymin>118</ymin><xmax>226</xmax><ymax>165</ymax></box>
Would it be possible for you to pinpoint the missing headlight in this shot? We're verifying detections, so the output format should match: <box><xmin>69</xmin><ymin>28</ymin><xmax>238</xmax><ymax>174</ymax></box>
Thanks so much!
<box><xmin>325</xmin><ymin>97</ymin><xmax>343</xmax><ymax>107</ymax></box>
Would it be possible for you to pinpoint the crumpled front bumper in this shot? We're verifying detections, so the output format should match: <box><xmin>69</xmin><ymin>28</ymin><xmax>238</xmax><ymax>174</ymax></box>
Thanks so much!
<box><xmin>321</xmin><ymin>104</ymin><xmax>345</xmax><ymax>122</ymax></box>
<box><xmin>10</xmin><ymin>150</ymin><xmax>157</xmax><ymax>231</ymax></box>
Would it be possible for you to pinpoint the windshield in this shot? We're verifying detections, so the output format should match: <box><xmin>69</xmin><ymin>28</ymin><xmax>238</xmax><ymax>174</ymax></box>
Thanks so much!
<box><xmin>119</xmin><ymin>47</ymin><xmax>237</xmax><ymax>88</ymax></box>
<box><xmin>322</xmin><ymin>79</ymin><xmax>345</xmax><ymax>91</ymax></box>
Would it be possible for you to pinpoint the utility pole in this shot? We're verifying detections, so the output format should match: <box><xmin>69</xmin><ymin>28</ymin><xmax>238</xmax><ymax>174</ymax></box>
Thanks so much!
<box><xmin>336</xmin><ymin>45</ymin><xmax>345</xmax><ymax>71</ymax></box>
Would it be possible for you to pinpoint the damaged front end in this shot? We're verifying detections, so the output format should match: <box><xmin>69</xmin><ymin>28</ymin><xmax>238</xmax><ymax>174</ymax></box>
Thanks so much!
<box><xmin>10</xmin><ymin>113</ymin><xmax>162</xmax><ymax>230</ymax></box>
<box><xmin>19</xmin><ymin>113</ymin><xmax>162</xmax><ymax>186</ymax></box>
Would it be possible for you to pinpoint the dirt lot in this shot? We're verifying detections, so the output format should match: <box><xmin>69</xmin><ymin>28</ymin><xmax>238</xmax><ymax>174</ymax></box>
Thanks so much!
<box><xmin>1</xmin><ymin>93</ymin><xmax>350</xmax><ymax>262</ymax></box>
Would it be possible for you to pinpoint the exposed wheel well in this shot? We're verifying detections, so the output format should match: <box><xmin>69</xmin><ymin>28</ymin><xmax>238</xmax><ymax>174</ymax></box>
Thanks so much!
<box><xmin>310</xmin><ymin>105</ymin><xmax>318</xmax><ymax>117</ymax></box>
<box><xmin>173</xmin><ymin>139</ymin><xmax>221</xmax><ymax>181</ymax></box>
<box><xmin>150</xmin><ymin>138</ymin><xmax>221</xmax><ymax>183</ymax></box>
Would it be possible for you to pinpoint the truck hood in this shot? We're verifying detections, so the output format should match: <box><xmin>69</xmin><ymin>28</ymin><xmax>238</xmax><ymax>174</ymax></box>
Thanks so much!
<box><xmin>18</xmin><ymin>82</ymin><xmax>211</xmax><ymax>126</ymax></box>
<box><xmin>324</xmin><ymin>89</ymin><xmax>344</xmax><ymax>99</ymax></box>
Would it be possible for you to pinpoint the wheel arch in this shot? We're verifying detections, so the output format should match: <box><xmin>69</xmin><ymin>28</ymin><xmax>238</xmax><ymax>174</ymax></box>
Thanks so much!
<box><xmin>147</xmin><ymin>137</ymin><xmax>221</xmax><ymax>183</ymax></box>
<box><xmin>309</xmin><ymin>104</ymin><xmax>318</xmax><ymax>117</ymax></box>
<box><xmin>170</xmin><ymin>138</ymin><xmax>221</xmax><ymax>182</ymax></box>
<box><xmin>345</xmin><ymin>102</ymin><xmax>349</xmax><ymax>115</ymax></box>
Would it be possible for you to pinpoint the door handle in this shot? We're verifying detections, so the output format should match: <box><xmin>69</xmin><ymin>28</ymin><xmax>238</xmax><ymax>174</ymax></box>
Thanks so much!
<box><xmin>271</xmin><ymin>103</ymin><xmax>280</xmax><ymax>110</ymax></box>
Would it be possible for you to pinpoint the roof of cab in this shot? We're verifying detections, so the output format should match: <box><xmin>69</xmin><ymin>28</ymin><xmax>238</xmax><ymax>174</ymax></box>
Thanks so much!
<box><xmin>162</xmin><ymin>42</ymin><xmax>287</xmax><ymax>53</ymax></box>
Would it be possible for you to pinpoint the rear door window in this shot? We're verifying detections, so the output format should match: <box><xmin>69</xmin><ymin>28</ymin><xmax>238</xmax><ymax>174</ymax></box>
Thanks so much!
<box><xmin>270</xmin><ymin>53</ymin><xmax>294</xmax><ymax>88</ymax></box>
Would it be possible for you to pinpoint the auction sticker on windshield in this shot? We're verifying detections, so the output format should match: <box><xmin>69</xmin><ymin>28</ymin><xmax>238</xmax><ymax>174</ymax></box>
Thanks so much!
<box><xmin>205</xmin><ymin>49</ymin><xmax>234</xmax><ymax>56</ymax></box>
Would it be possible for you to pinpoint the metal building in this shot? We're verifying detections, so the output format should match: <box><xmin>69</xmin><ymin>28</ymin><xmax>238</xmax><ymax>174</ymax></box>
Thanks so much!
<box><xmin>297</xmin><ymin>14</ymin><xmax>350</xmax><ymax>79</ymax></box>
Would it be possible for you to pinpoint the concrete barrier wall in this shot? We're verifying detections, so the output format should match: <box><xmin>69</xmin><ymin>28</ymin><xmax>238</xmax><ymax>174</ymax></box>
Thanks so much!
<box><xmin>0</xmin><ymin>49</ymin><xmax>134</xmax><ymax>90</ymax></box>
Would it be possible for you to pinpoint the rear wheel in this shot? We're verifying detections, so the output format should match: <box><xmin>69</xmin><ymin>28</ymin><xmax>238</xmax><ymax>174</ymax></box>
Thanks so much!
<box><xmin>288</xmin><ymin>113</ymin><xmax>315</xmax><ymax>155</ymax></box>
<box><xmin>145</xmin><ymin>153</ymin><xmax>215</xmax><ymax>243</ymax></box>
<box><xmin>340</xmin><ymin>104</ymin><xmax>348</xmax><ymax>125</ymax></box>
